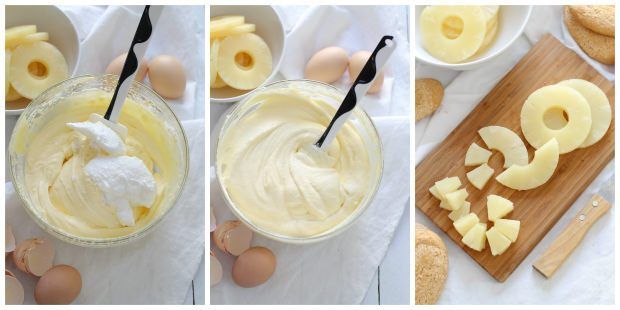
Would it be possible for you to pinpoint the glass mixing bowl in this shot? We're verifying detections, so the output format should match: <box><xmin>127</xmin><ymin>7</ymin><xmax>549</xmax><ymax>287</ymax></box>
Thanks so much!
<box><xmin>215</xmin><ymin>80</ymin><xmax>383</xmax><ymax>244</ymax></box>
<box><xmin>9</xmin><ymin>75</ymin><xmax>189</xmax><ymax>247</ymax></box>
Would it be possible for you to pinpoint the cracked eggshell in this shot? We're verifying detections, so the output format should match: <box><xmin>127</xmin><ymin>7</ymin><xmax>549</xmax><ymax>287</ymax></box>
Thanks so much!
<box><xmin>6</xmin><ymin>273</ymin><xmax>25</xmax><ymax>305</ymax></box>
<box><xmin>12</xmin><ymin>239</ymin><xmax>36</xmax><ymax>274</ymax></box>
<box><xmin>35</xmin><ymin>265</ymin><xmax>82</xmax><ymax>305</ymax></box>
<box><xmin>232</xmin><ymin>247</ymin><xmax>276</xmax><ymax>288</ymax></box>
<box><xmin>210</xmin><ymin>251</ymin><xmax>223</xmax><ymax>287</ymax></box>
<box><xmin>214</xmin><ymin>220</ymin><xmax>253</xmax><ymax>256</ymax></box>
<box><xmin>6</xmin><ymin>225</ymin><xmax>15</xmax><ymax>256</ymax></box>
<box><xmin>24</xmin><ymin>238</ymin><xmax>55</xmax><ymax>277</ymax></box>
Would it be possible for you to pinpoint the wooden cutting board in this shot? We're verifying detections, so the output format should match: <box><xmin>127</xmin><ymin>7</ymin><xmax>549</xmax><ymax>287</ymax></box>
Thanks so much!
<box><xmin>415</xmin><ymin>34</ymin><xmax>615</xmax><ymax>282</ymax></box>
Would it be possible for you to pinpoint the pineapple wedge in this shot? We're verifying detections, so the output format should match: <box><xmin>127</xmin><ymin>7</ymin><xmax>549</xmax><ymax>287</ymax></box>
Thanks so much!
<box><xmin>448</xmin><ymin>201</ymin><xmax>471</xmax><ymax>222</ymax></box>
<box><xmin>494</xmin><ymin>219</ymin><xmax>520</xmax><ymax>242</ymax></box>
<box><xmin>462</xmin><ymin>223</ymin><xmax>487</xmax><ymax>251</ymax></box>
<box><xmin>465</xmin><ymin>142</ymin><xmax>492</xmax><ymax>166</ymax></box>
<box><xmin>453</xmin><ymin>213</ymin><xmax>479</xmax><ymax>237</ymax></box>
<box><xmin>466</xmin><ymin>163</ymin><xmax>494</xmax><ymax>190</ymax></box>
<box><xmin>434</xmin><ymin>176</ymin><xmax>461</xmax><ymax>200</ymax></box>
<box><xmin>486</xmin><ymin>226</ymin><xmax>512</xmax><ymax>256</ymax></box>
<box><xmin>487</xmin><ymin>194</ymin><xmax>514</xmax><ymax>221</ymax></box>
<box><xmin>445</xmin><ymin>188</ymin><xmax>468</xmax><ymax>211</ymax></box>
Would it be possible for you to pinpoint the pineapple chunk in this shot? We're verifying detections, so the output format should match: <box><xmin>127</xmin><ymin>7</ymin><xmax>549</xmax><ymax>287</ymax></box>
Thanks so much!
<box><xmin>218</xmin><ymin>33</ymin><xmax>272</xmax><ymax>90</ymax></box>
<box><xmin>487</xmin><ymin>195</ymin><xmax>513</xmax><ymax>221</ymax></box>
<box><xmin>448</xmin><ymin>201</ymin><xmax>471</xmax><ymax>221</ymax></box>
<box><xmin>434</xmin><ymin>176</ymin><xmax>461</xmax><ymax>200</ymax></box>
<box><xmin>496</xmin><ymin>138</ymin><xmax>559</xmax><ymax>191</ymax></box>
<box><xmin>462</xmin><ymin>223</ymin><xmax>487</xmax><ymax>251</ymax></box>
<box><xmin>10</xmin><ymin>41</ymin><xmax>68</xmax><ymax>99</ymax></box>
<box><xmin>5</xmin><ymin>25</ymin><xmax>37</xmax><ymax>49</ymax></box>
<box><xmin>211</xmin><ymin>23</ymin><xmax>256</xmax><ymax>39</ymax></box>
<box><xmin>494</xmin><ymin>219</ymin><xmax>520</xmax><ymax>242</ymax></box>
<box><xmin>466</xmin><ymin>163</ymin><xmax>494</xmax><ymax>190</ymax></box>
<box><xmin>486</xmin><ymin>226</ymin><xmax>512</xmax><ymax>256</ymax></box>
<box><xmin>453</xmin><ymin>213</ymin><xmax>479</xmax><ymax>237</ymax></box>
<box><xmin>520</xmin><ymin>85</ymin><xmax>591</xmax><ymax>154</ymax></box>
<box><xmin>478</xmin><ymin>126</ymin><xmax>528</xmax><ymax>168</ymax></box>
<box><xmin>210</xmin><ymin>15</ymin><xmax>245</xmax><ymax>33</ymax></box>
<box><xmin>429</xmin><ymin>185</ymin><xmax>442</xmax><ymax>200</ymax></box>
<box><xmin>445</xmin><ymin>188</ymin><xmax>468</xmax><ymax>211</ymax></box>
<box><xmin>465</xmin><ymin>142</ymin><xmax>492</xmax><ymax>166</ymax></box>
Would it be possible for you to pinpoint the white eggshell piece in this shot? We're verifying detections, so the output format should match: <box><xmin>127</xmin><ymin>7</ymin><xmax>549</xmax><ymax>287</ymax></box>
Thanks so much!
<box><xmin>6</xmin><ymin>274</ymin><xmax>25</xmax><ymax>305</ymax></box>
<box><xmin>24</xmin><ymin>238</ymin><xmax>55</xmax><ymax>277</ymax></box>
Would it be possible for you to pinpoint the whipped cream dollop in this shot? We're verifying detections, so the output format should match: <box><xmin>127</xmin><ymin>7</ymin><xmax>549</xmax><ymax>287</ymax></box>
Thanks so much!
<box><xmin>67</xmin><ymin>114</ymin><xmax>156</xmax><ymax>226</ymax></box>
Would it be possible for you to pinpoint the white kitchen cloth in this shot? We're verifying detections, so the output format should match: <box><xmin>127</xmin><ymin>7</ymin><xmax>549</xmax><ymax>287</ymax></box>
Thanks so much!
<box><xmin>60</xmin><ymin>5</ymin><xmax>205</xmax><ymax>121</ymax></box>
<box><xmin>210</xmin><ymin>115</ymin><xmax>409</xmax><ymax>305</ymax></box>
<box><xmin>415</xmin><ymin>5</ymin><xmax>614</xmax><ymax>304</ymax></box>
<box><xmin>210</xmin><ymin>5</ymin><xmax>411</xmax><ymax>304</ymax></box>
<box><xmin>5</xmin><ymin>119</ymin><xmax>205</xmax><ymax>305</ymax></box>
<box><xmin>276</xmin><ymin>5</ymin><xmax>410</xmax><ymax>117</ymax></box>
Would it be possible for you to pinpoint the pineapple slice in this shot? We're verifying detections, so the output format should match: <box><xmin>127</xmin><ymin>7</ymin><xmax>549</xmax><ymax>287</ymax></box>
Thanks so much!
<box><xmin>521</xmin><ymin>85</ymin><xmax>591</xmax><ymax>154</ymax></box>
<box><xmin>211</xmin><ymin>16</ymin><xmax>245</xmax><ymax>34</ymax></box>
<box><xmin>444</xmin><ymin>188</ymin><xmax>468</xmax><ymax>211</ymax></box>
<box><xmin>10</xmin><ymin>41</ymin><xmax>68</xmax><ymax>99</ymax></box>
<box><xmin>434</xmin><ymin>176</ymin><xmax>461</xmax><ymax>200</ymax></box>
<box><xmin>210</xmin><ymin>39</ymin><xmax>220</xmax><ymax>86</ymax></box>
<box><xmin>487</xmin><ymin>194</ymin><xmax>513</xmax><ymax>221</ymax></box>
<box><xmin>453</xmin><ymin>212</ymin><xmax>479</xmax><ymax>237</ymax></box>
<box><xmin>419</xmin><ymin>6</ymin><xmax>487</xmax><ymax>63</ymax></box>
<box><xmin>5</xmin><ymin>25</ymin><xmax>37</xmax><ymax>49</ymax></box>
<box><xmin>462</xmin><ymin>223</ymin><xmax>487</xmax><ymax>251</ymax></box>
<box><xmin>465</xmin><ymin>142</ymin><xmax>492</xmax><ymax>166</ymax></box>
<box><xmin>494</xmin><ymin>219</ymin><xmax>520</xmax><ymax>242</ymax></box>
<box><xmin>479</xmin><ymin>126</ymin><xmax>528</xmax><ymax>168</ymax></box>
<box><xmin>486</xmin><ymin>226</ymin><xmax>512</xmax><ymax>256</ymax></box>
<box><xmin>6</xmin><ymin>85</ymin><xmax>23</xmax><ymax>101</ymax></box>
<box><xmin>496</xmin><ymin>139</ymin><xmax>559</xmax><ymax>190</ymax></box>
<box><xmin>218</xmin><ymin>33</ymin><xmax>272</xmax><ymax>90</ymax></box>
<box><xmin>448</xmin><ymin>201</ymin><xmax>470</xmax><ymax>222</ymax></box>
<box><xmin>211</xmin><ymin>23</ymin><xmax>256</xmax><ymax>40</ymax></box>
<box><xmin>5</xmin><ymin>49</ymin><xmax>11</xmax><ymax>94</ymax></box>
<box><xmin>557</xmin><ymin>79</ymin><xmax>611</xmax><ymax>148</ymax></box>
<box><xmin>466</xmin><ymin>163</ymin><xmax>494</xmax><ymax>190</ymax></box>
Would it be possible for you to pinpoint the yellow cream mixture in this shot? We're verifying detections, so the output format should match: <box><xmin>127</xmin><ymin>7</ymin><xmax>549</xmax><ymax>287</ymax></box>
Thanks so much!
<box><xmin>16</xmin><ymin>91</ymin><xmax>178</xmax><ymax>238</ymax></box>
<box><xmin>217</xmin><ymin>88</ymin><xmax>371</xmax><ymax>237</ymax></box>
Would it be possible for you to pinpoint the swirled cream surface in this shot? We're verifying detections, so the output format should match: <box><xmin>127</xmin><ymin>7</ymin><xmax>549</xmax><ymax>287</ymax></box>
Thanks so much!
<box><xmin>16</xmin><ymin>91</ymin><xmax>178</xmax><ymax>238</ymax></box>
<box><xmin>217</xmin><ymin>88</ymin><xmax>372</xmax><ymax>237</ymax></box>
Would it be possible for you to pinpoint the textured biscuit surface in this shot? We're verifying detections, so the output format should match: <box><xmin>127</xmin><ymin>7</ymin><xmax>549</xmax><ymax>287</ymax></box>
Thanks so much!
<box><xmin>564</xmin><ymin>6</ymin><xmax>615</xmax><ymax>65</ymax></box>
<box><xmin>415</xmin><ymin>224</ymin><xmax>448</xmax><ymax>305</ymax></box>
<box><xmin>569</xmin><ymin>5</ymin><xmax>615</xmax><ymax>37</ymax></box>
<box><xmin>415</xmin><ymin>78</ymin><xmax>444</xmax><ymax>121</ymax></box>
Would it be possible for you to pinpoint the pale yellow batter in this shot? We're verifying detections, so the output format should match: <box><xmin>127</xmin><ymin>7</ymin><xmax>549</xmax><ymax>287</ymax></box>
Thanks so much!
<box><xmin>14</xmin><ymin>90</ymin><xmax>177</xmax><ymax>238</ymax></box>
<box><xmin>217</xmin><ymin>88</ymin><xmax>371</xmax><ymax>237</ymax></box>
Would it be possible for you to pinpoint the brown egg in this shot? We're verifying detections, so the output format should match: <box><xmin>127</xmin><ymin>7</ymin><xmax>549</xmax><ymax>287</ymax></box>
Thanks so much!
<box><xmin>305</xmin><ymin>46</ymin><xmax>349</xmax><ymax>84</ymax></box>
<box><xmin>348</xmin><ymin>50</ymin><xmax>385</xmax><ymax>94</ymax></box>
<box><xmin>35</xmin><ymin>265</ymin><xmax>82</xmax><ymax>305</ymax></box>
<box><xmin>232</xmin><ymin>247</ymin><xmax>276</xmax><ymax>288</ymax></box>
<box><xmin>105</xmin><ymin>53</ymin><xmax>148</xmax><ymax>82</ymax></box>
<box><xmin>148</xmin><ymin>55</ymin><xmax>187</xmax><ymax>99</ymax></box>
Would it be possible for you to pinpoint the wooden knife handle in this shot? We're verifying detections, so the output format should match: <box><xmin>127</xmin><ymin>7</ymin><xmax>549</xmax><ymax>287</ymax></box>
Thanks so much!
<box><xmin>533</xmin><ymin>194</ymin><xmax>611</xmax><ymax>278</ymax></box>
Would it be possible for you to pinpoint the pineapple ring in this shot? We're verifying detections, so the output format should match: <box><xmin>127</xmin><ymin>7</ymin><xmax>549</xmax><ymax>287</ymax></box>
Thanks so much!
<box><xmin>210</xmin><ymin>39</ymin><xmax>220</xmax><ymax>87</ymax></box>
<box><xmin>420</xmin><ymin>6</ymin><xmax>487</xmax><ymax>63</ymax></box>
<box><xmin>211</xmin><ymin>23</ymin><xmax>256</xmax><ymax>40</ymax></box>
<box><xmin>520</xmin><ymin>85</ymin><xmax>592</xmax><ymax>154</ymax></box>
<box><xmin>9</xmin><ymin>41</ymin><xmax>69</xmax><ymax>100</ymax></box>
<box><xmin>6</xmin><ymin>25</ymin><xmax>37</xmax><ymax>49</ymax></box>
<box><xmin>217</xmin><ymin>33</ymin><xmax>272</xmax><ymax>90</ymax></box>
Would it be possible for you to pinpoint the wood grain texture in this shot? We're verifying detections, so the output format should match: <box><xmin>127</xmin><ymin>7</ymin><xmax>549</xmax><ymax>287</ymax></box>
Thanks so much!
<box><xmin>414</xmin><ymin>35</ymin><xmax>615</xmax><ymax>282</ymax></box>
<box><xmin>533</xmin><ymin>194</ymin><xmax>611</xmax><ymax>278</ymax></box>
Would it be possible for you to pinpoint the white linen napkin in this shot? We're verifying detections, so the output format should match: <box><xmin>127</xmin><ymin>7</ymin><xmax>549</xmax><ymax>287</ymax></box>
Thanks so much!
<box><xmin>210</xmin><ymin>5</ymin><xmax>411</xmax><ymax>304</ymax></box>
<box><xmin>5</xmin><ymin>119</ymin><xmax>205</xmax><ymax>305</ymax></box>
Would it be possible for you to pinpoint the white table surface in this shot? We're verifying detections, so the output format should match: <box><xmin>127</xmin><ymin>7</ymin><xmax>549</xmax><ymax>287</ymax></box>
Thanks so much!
<box><xmin>4</xmin><ymin>5</ymin><xmax>206</xmax><ymax>305</ymax></box>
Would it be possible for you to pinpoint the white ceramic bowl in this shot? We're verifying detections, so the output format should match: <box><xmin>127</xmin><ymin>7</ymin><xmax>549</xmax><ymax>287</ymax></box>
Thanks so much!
<box><xmin>415</xmin><ymin>5</ymin><xmax>532</xmax><ymax>71</ymax></box>
<box><xmin>6</xmin><ymin>5</ymin><xmax>80</xmax><ymax>115</ymax></box>
<box><xmin>210</xmin><ymin>5</ymin><xmax>285</xmax><ymax>103</ymax></box>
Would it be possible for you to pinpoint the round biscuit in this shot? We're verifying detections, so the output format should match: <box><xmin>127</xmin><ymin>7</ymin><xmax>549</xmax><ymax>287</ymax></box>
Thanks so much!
<box><xmin>415</xmin><ymin>78</ymin><xmax>444</xmax><ymax>121</ymax></box>
<box><xmin>415</xmin><ymin>224</ymin><xmax>448</xmax><ymax>305</ymax></box>
<box><xmin>564</xmin><ymin>6</ymin><xmax>615</xmax><ymax>65</ymax></box>
<box><xmin>569</xmin><ymin>5</ymin><xmax>615</xmax><ymax>37</ymax></box>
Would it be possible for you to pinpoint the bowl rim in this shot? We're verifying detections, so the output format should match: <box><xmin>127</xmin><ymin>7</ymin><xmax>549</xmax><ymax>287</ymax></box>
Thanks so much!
<box><xmin>414</xmin><ymin>5</ymin><xmax>533</xmax><ymax>70</ymax></box>
<box><xmin>209</xmin><ymin>5</ymin><xmax>287</xmax><ymax>103</ymax></box>
<box><xmin>5</xmin><ymin>4</ymin><xmax>82</xmax><ymax>115</ymax></box>
<box><xmin>214</xmin><ymin>79</ymin><xmax>385</xmax><ymax>244</ymax></box>
<box><xmin>8</xmin><ymin>74</ymin><xmax>190</xmax><ymax>247</ymax></box>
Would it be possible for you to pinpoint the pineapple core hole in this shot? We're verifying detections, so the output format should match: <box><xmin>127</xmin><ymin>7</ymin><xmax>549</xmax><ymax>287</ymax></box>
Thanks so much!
<box><xmin>543</xmin><ymin>107</ymin><xmax>569</xmax><ymax>130</ymax></box>
<box><xmin>28</xmin><ymin>61</ymin><xmax>48</xmax><ymax>79</ymax></box>
<box><xmin>234</xmin><ymin>52</ymin><xmax>254</xmax><ymax>70</ymax></box>
<box><xmin>441</xmin><ymin>16</ymin><xmax>464</xmax><ymax>39</ymax></box>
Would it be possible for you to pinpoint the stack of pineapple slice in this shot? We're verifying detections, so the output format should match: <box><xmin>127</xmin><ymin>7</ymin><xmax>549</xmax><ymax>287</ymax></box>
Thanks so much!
<box><xmin>429</xmin><ymin>177</ymin><xmax>521</xmax><ymax>255</ymax></box>
<box><xmin>210</xmin><ymin>16</ymin><xmax>272</xmax><ymax>90</ymax></box>
<box><xmin>5</xmin><ymin>25</ymin><xmax>68</xmax><ymax>104</ymax></box>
